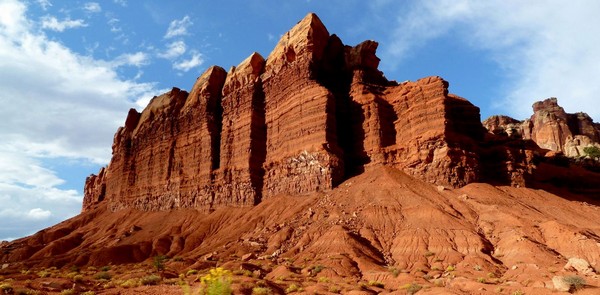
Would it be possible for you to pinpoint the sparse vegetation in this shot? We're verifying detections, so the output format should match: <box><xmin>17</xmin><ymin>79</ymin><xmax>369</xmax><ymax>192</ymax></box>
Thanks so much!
<box><xmin>140</xmin><ymin>274</ymin><xmax>161</xmax><ymax>286</ymax></box>
<box><xmin>310</xmin><ymin>265</ymin><xmax>324</xmax><ymax>276</ymax></box>
<box><xmin>285</xmin><ymin>283</ymin><xmax>301</xmax><ymax>293</ymax></box>
<box><xmin>446</xmin><ymin>265</ymin><xmax>455</xmax><ymax>271</ymax></box>
<box><xmin>328</xmin><ymin>285</ymin><xmax>341</xmax><ymax>293</ymax></box>
<box><xmin>60</xmin><ymin>289</ymin><xmax>76</xmax><ymax>295</ymax></box>
<box><xmin>252</xmin><ymin>287</ymin><xmax>271</xmax><ymax>295</ymax></box>
<box><xmin>473</xmin><ymin>264</ymin><xmax>482</xmax><ymax>271</ymax></box>
<box><xmin>318</xmin><ymin>276</ymin><xmax>330</xmax><ymax>283</ymax></box>
<box><xmin>389</xmin><ymin>267</ymin><xmax>400</xmax><ymax>277</ymax></box>
<box><xmin>477</xmin><ymin>277</ymin><xmax>486</xmax><ymax>283</ymax></box>
<box><xmin>199</xmin><ymin>267</ymin><xmax>232</xmax><ymax>295</ymax></box>
<box><xmin>584</xmin><ymin>146</ymin><xmax>600</xmax><ymax>158</ymax></box>
<box><xmin>368</xmin><ymin>280</ymin><xmax>384</xmax><ymax>288</ymax></box>
<box><xmin>153</xmin><ymin>255</ymin><xmax>167</xmax><ymax>272</ymax></box>
<box><xmin>186</xmin><ymin>269</ymin><xmax>198</xmax><ymax>276</ymax></box>
<box><xmin>100</xmin><ymin>265</ymin><xmax>111</xmax><ymax>271</ymax></box>
<box><xmin>36</xmin><ymin>270</ymin><xmax>51</xmax><ymax>278</ymax></box>
<box><xmin>94</xmin><ymin>271</ymin><xmax>112</xmax><ymax>280</ymax></box>
<box><xmin>401</xmin><ymin>283</ymin><xmax>422</xmax><ymax>295</ymax></box>
<box><xmin>120</xmin><ymin>278</ymin><xmax>140</xmax><ymax>288</ymax></box>
<box><xmin>562</xmin><ymin>275</ymin><xmax>586</xmax><ymax>291</ymax></box>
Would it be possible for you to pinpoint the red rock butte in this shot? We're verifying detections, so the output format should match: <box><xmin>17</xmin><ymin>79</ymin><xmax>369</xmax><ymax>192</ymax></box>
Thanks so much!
<box><xmin>83</xmin><ymin>13</ymin><xmax>492</xmax><ymax>213</ymax></box>
<box><xmin>3</xmin><ymin>13</ymin><xmax>600</xmax><ymax>295</ymax></box>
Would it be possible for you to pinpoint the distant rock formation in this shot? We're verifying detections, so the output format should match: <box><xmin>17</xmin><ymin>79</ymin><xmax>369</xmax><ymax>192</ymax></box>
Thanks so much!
<box><xmin>83</xmin><ymin>13</ymin><xmax>488</xmax><ymax>212</ymax></box>
<box><xmin>484</xmin><ymin>97</ymin><xmax>600</xmax><ymax>158</ymax></box>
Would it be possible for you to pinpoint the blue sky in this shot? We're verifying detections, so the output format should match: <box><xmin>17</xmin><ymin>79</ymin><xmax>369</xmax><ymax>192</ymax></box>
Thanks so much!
<box><xmin>1</xmin><ymin>0</ymin><xmax>599</xmax><ymax>240</ymax></box>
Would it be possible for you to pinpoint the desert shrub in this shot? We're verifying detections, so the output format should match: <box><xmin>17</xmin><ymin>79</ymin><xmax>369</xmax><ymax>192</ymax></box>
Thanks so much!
<box><xmin>285</xmin><ymin>283</ymin><xmax>300</xmax><ymax>293</ymax></box>
<box><xmin>72</xmin><ymin>274</ymin><xmax>84</xmax><ymax>283</ymax></box>
<box><xmin>60</xmin><ymin>289</ymin><xmax>75</xmax><ymax>295</ymax></box>
<box><xmin>389</xmin><ymin>267</ymin><xmax>400</xmax><ymax>277</ymax></box>
<box><xmin>120</xmin><ymin>278</ymin><xmax>140</xmax><ymax>288</ymax></box>
<box><xmin>328</xmin><ymin>285</ymin><xmax>341</xmax><ymax>293</ymax></box>
<box><xmin>403</xmin><ymin>283</ymin><xmax>422</xmax><ymax>295</ymax></box>
<box><xmin>368</xmin><ymin>280</ymin><xmax>384</xmax><ymax>288</ymax></box>
<box><xmin>252</xmin><ymin>287</ymin><xmax>271</xmax><ymax>295</ymax></box>
<box><xmin>36</xmin><ymin>270</ymin><xmax>51</xmax><ymax>278</ymax></box>
<box><xmin>81</xmin><ymin>292</ymin><xmax>95</xmax><ymax>295</ymax></box>
<box><xmin>477</xmin><ymin>277</ymin><xmax>486</xmax><ymax>283</ymax></box>
<box><xmin>199</xmin><ymin>267</ymin><xmax>232</xmax><ymax>295</ymax></box>
<box><xmin>140</xmin><ymin>274</ymin><xmax>161</xmax><ymax>286</ymax></box>
<box><xmin>562</xmin><ymin>275</ymin><xmax>585</xmax><ymax>291</ymax></box>
<box><xmin>318</xmin><ymin>276</ymin><xmax>330</xmax><ymax>283</ymax></box>
<box><xmin>100</xmin><ymin>265</ymin><xmax>111</xmax><ymax>271</ymax></box>
<box><xmin>94</xmin><ymin>271</ymin><xmax>111</xmax><ymax>280</ymax></box>
<box><xmin>310</xmin><ymin>265</ymin><xmax>324</xmax><ymax>276</ymax></box>
<box><xmin>584</xmin><ymin>146</ymin><xmax>600</xmax><ymax>158</ymax></box>
<box><xmin>153</xmin><ymin>255</ymin><xmax>167</xmax><ymax>272</ymax></box>
<box><xmin>186</xmin><ymin>269</ymin><xmax>198</xmax><ymax>276</ymax></box>
<box><xmin>446</xmin><ymin>265</ymin><xmax>455</xmax><ymax>272</ymax></box>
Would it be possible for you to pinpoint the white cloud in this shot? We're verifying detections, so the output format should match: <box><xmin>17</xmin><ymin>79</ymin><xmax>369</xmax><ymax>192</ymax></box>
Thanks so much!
<box><xmin>41</xmin><ymin>15</ymin><xmax>87</xmax><ymax>32</ymax></box>
<box><xmin>173</xmin><ymin>51</ymin><xmax>203</xmax><ymax>72</ymax></box>
<box><xmin>159</xmin><ymin>40</ymin><xmax>186</xmax><ymax>59</ymax></box>
<box><xmin>107</xmin><ymin>17</ymin><xmax>121</xmax><ymax>32</ymax></box>
<box><xmin>113</xmin><ymin>0</ymin><xmax>127</xmax><ymax>7</ymax></box>
<box><xmin>83</xmin><ymin>2</ymin><xmax>101</xmax><ymax>13</ymax></box>
<box><xmin>0</xmin><ymin>0</ymin><xmax>160</xmax><ymax>240</ymax></box>
<box><xmin>112</xmin><ymin>51</ymin><xmax>150</xmax><ymax>67</ymax></box>
<box><xmin>27</xmin><ymin>208</ymin><xmax>52</xmax><ymax>220</ymax></box>
<box><xmin>164</xmin><ymin>15</ymin><xmax>192</xmax><ymax>39</ymax></box>
<box><xmin>383</xmin><ymin>0</ymin><xmax>600</xmax><ymax>120</ymax></box>
<box><xmin>36</xmin><ymin>0</ymin><xmax>52</xmax><ymax>10</ymax></box>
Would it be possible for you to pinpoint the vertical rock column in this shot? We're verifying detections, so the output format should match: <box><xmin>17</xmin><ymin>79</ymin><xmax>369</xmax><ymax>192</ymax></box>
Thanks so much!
<box><xmin>213</xmin><ymin>53</ymin><xmax>266</xmax><ymax>207</ymax></box>
<box><xmin>261</xmin><ymin>13</ymin><xmax>344</xmax><ymax>198</ymax></box>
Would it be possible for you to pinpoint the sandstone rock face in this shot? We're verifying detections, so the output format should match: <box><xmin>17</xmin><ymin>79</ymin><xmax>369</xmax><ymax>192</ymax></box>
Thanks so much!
<box><xmin>483</xmin><ymin>97</ymin><xmax>600</xmax><ymax>158</ymax></box>
<box><xmin>84</xmin><ymin>13</ymin><xmax>488</xmax><ymax>212</ymax></box>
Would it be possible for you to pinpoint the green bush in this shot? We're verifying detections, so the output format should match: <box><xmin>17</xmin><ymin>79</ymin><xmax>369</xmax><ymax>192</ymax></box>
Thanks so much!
<box><xmin>584</xmin><ymin>146</ymin><xmax>600</xmax><ymax>158</ymax></box>
<box><xmin>153</xmin><ymin>255</ymin><xmax>167</xmax><ymax>272</ymax></box>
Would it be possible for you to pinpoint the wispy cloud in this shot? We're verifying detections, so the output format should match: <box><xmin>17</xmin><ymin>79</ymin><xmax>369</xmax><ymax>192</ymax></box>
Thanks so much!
<box><xmin>381</xmin><ymin>0</ymin><xmax>600</xmax><ymax>120</ymax></box>
<box><xmin>0</xmin><ymin>0</ymin><xmax>160</xmax><ymax>240</ymax></box>
<box><xmin>40</xmin><ymin>15</ymin><xmax>87</xmax><ymax>32</ymax></box>
<box><xmin>164</xmin><ymin>15</ymin><xmax>192</xmax><ymax>39</ymax></box>
<box><xmin>159</xmin><ymin>40</ymin><xmax>186</xmax><ymax>59</ymax></box>
<box><xmin>173</xmin><ymin>51</ymin><xmax>203</xmax><ymax>72</ymax></box>
<box><xmin>112</xmin><ymin>51</ymin><xmax>150</xmax><ymax>67</ymax></box>
<box><xmin>83</xmin><ymin>2</ymin><xmax>101</xmax><ymax>13</ymax></box>
<box><xmin>36</xmin><ymin>0</ymin><xmax>52</xmax><ymax>10</ymax></box>
<box><xmin>113</xmin><ymin>0</ymin><xmax>127</xmax><ymax>7</ymax></box>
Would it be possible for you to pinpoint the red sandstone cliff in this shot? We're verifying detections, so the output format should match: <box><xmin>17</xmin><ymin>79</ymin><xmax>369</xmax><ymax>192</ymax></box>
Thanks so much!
<box><xmin>83</xmin><ymin>13</ymin><xmax>488</xmax><ymax>212</ymax></box>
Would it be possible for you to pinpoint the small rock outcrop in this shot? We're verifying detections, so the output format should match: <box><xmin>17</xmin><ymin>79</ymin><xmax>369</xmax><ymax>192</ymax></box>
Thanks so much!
<box><xmin>484</xmin><ymin>97</ymin><xmax>600</xmax><ymax>158</ymax></box>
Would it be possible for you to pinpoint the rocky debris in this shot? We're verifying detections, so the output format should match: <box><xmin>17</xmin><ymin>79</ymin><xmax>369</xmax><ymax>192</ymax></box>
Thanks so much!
<box><xmin>483</xmin><ymin>97</ymin><xmax>600</xmax><ymax>158</ymax></box>
<box><xmin>565</xmin><ymin>257</ymin><xmax>596</xmax><ymax>275</ymax></box>
<box><xmin>552</xmin><ymin>276</ymin><xmax>572</xmax><ymax>292</ymax></box>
